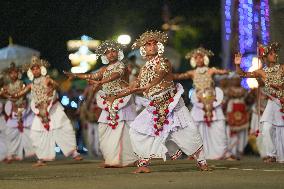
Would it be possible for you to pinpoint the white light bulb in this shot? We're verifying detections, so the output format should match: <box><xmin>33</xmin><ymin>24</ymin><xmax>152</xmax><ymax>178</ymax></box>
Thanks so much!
<box><xmin>117</xmin><ymin>34</ymin><xmax>131</xmax><ymax>45</ymax></box>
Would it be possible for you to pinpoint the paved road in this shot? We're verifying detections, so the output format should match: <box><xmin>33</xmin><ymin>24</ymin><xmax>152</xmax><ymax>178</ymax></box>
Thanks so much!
<box><xmin>0</xmin><ymin>156</ymin><xmax>284</xmax><ymax>189</ymax></box>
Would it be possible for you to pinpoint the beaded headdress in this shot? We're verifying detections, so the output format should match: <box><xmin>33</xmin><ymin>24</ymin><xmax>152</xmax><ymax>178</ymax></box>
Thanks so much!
<box><xmin>185</xmin><ymin>47</ymin><xmax>214</xmax><ymax>68</ymax></box>
<box><xmin>131</xmin><ymin>30</ymin><xmax>168</xmax><ymax>49</ymax></box>
<box><xmin>185</xmin><ymin>47</ymin><xmax>214</xmax><ymax>60</ymax></box>
<box><xmin>23</xmin><ymin>56</ymin><xmax>50</xmax><ymax>71</ymax></box>
<box><xmin>258</xmin><ymin>42</ymin><xmax>280</xmax><ymax>58</ymax></box>
<box><xmin>95</xmin><ymin>40</ymin><xmax>124</xmax><ymax>56</ymax></box>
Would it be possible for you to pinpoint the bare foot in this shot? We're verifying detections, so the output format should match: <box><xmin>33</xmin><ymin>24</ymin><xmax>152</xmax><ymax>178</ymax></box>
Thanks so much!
<box><xmin>103</xmin><ymin>164</ymin><xmax>111</xmax><ymax>168</ymax></box>
<box><xmin>73</xmin><ymin>155</ymin><xmax>83</xmax><ymax>161</ymax></box>
<box><xmin>264</xmin><ymin>156</ymin><xmax>276</xmax><ymax>163</ymax></box>
<box><xmin>98</xmin><ymin>163</ymin><xmax>109</xmax><ymax>168</ymax></box>
<box><xmin>109</xmin><ymin>165</ymin><xmax>123</xmax><ymax>168</ymax></box>
<box><xmin>225</xmin><ymin>155</ymin><xmax>237</xmax><ymax>161</ymax></box>
<box><xmin>3</xmin><ymin>158</ymin><xmax>13</xmax><ymax>164</ymax></box>
<box><xmin>133</xmin><ymin>160</ymin><xmax>139</xmax><ymax>167</ymax></box>
<box><xmin>98</xmin><ymin>163</ymin><xmax>115</xmax><ymax>168</ymax></box>
<box><xmin>187</xmin><ymin>156</ymin><xmax>195</xmax><ymax>160</ymax></box>
<box><xmin>132</xmin><ymin>167</ymin><xmax>151</xmax><ymax>174</ymax></box>
<box><xmin>197</xmin><ymin>163</ymin><xmax>212</xmax><ymax>171</ymax></box>
<box><xmin>32</xmin><ymin>161</ymin><xmax>47</xmax><ymax>167</ymax></box>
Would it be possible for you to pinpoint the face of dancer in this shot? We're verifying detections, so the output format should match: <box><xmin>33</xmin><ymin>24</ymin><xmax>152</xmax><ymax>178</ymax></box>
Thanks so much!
<box><xmin>31</xmin><ymin>65</ymin><xmax>41</xmax><ymax>78</ymax></box>
<box><xmin>9</xmin><ymin>70</ymin><xmax>18</xmax><ymax>82</ymax></box>
<box><xmin>194</xmin><ymin>53</ymin><xmax>205</xmax><ymax>67</ymax></box>
<box><xmin>105</xmin><ymin>49</ymin><xmax>118</xmax><ymax>63</ymax></box>
<box><xmin>266</xmin><ymin>50</ymin><xmax>277</xmax><ymax>64</ymax></box>
<box><xmin>144</xmin><ymin>40</ymin><xmax>158</xmax><ymax>57</ymax></box>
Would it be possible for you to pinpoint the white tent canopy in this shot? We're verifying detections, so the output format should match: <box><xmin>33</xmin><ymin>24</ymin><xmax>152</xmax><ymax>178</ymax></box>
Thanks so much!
<box><xmin>0</xmin><ymin>44</ymin><xmax>40</xmax><ymax>70</ymax></box>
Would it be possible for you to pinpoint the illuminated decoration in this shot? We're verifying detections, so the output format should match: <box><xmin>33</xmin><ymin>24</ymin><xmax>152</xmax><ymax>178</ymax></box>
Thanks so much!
<box><xmin>60</xmin><ymin>95</ymin><xmax>80</xmax><ymax>109</ymax></box>
<box><xmin>70</xmin><ymin>61</ymin><xmax>92</xmax><ymax>73</ymax></box>
<box><xmin>224</xmin><ymin>0</ymin><xmax>232</xmax><ymax>41</ymax></box>
<box><xmin>238</xmin><ymin>0</ymin><xmax>270</xmax><ymax>89</ymax></box>
<box><xmin>238</xmin><ymin>0</ymin><xmax>255</xmax><ymax>55</ymax></box>
<box><xmin>222</xmin><ymin>0</ymin><xmax>235</xmax><ymax>69</ymax></box>
<box><xmin>71</xmin><ymin>66</ymin><xmax>89</xmax><ymax>74</ymax></box>
<box><xmin>247</xmin><ymin>56</ymin><xmax>262</xmax><ymax>88</ymax></box>
<box><xmin>67</xmin><ymin>35</ymin><xmax>100</xmax><ymax>51</ymax></box>
<box><xmin>67</xmin><ymin>35</ymin><xmax>100</xmax><ymax>73</ymax></box>
<box><xmin>260</xmin><ymin>0</ymin><xmax>270</xmax><ymax>45</ymax></box>
<box><xmin>240</xmin><ymin>55</ymin><xmax>254</xmax><ymax>90</ymax></box>
<box><xmin>188</xmin><ymin>88</ymin><xmax>194</xmax><ymax>99</ymax></box>
<box><xmin>117</xmin><ymin>34</ymin><xmax>131</xmax><ymax>45</ymax></box>
<box><xmin>78</xmin><ymin>95</ymin><xmax>84</xmax><ymax>101</ymax></box>
<box><xmin>70</xmin><ymin>101</ymin><xmax>78</xmax><ymax>108</ymax></box>
<box><xmin>61</xmin><ymin>96</ymin><xmax>70</xmax><ymax>106</ymax></box>
<box><xmin>69</xmin><ymin>46</ymin><xmax>97</xmax><ymax>67</ymax></box>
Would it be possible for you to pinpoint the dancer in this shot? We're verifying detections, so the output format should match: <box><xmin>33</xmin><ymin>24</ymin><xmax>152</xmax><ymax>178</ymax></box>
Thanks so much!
<box><xmin>235</xmin><ymin>42</ymin><xmax>284</xmax><ymax>163</ymax></box>
<box><xmin>226</xmin><ymin>73</ymin><xmax>249</xmax><ymax>159</ymax></box>
<box><xmin>1</xmin><ymin>63</ymin><xmax>34</xmax><ymax>162</ymax></box>
<box><xmin>12</xmin><ymin>56</ymin><xmax>82</xmax><ymax>166</ymax></box>
<box><xmin>173</xmin><ymin>47</ymin><xmax>230</xmax><ymax>160</ymax></box>
<box><xmin>65</xmin><ymin>40</ymin><xmax>137</xmax><ymax>167</ymax></box>
<box><xmin>108</xmin><ymin>31</ymin><xmax>209</xmax><ymax>173</ymax></box>
<box><xmin>79</xmin><ymin>86</ymin><xmax>102</xmax><ymax>158</ymax></box>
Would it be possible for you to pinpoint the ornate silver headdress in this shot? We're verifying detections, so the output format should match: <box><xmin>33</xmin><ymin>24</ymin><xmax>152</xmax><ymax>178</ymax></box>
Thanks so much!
<box><xmin>24</xmin><ymin>56</ymin><xmax>50</xmax><ymax>81</ymax></box>
<box><xmin>96</xmin><ymin>40</ymin><xmax>124</xmax><ymax>56</ymax></box>
<box><xmin>2</xmin><ymin>62</ymin><xmax>22</xmax><ymax>81</ymax></box>
<box><xmin>185</xmin><ymin>47</ymin><xmax>214</xmax><ymax>68</ymax></box>
<box><xmin>132</xmin><ymin>31</ymin><xmax>168</xmax><ymax>57</ymax></box>
<box><xmin>23</xmin><ymin>56</ymin><xmax>50</xmax><ymax>71</ymax></box>
<box><xmin>96</xmin><ymin>40</ymin><xmax>124</xmax><ymax>64</ymax></box>
<box><xmin>185</xmin><ymin>47</ymin><xmax>214</xmax><ymax>60</ymax></box>
<box><xmin>131</xmin><ymin>30</ymin><xmax>168</xmax><ymax>50</ymax></box>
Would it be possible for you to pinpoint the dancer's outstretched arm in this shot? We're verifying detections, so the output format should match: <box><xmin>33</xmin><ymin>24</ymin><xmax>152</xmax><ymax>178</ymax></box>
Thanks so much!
<box><xmin>234</xmin><ymin>53</ymin><xmax>264</xmax><ymax>79</ymax></box>
<box><xmin>210</xmin><ymin>68</ymin><xmax>229</xmax><ymax>75</ymax></box>
<box><xmin>45</xmin><ymin>76</ymin><xmax>59</xmax><ymax>89</ymax></box>
<box><xmin>92</xmin><ymin>66</ymin><xmax>127</xmax><ymax>86</ymax></box>
<box><xmin>173</xmin><ymin>70</ymin><xmax>194</xmax><ymax>80</ymax></box>
<box><xmin>64</xmin><ymin>67</ymin><xmax>104</xmax><ymax>81</ymax></box>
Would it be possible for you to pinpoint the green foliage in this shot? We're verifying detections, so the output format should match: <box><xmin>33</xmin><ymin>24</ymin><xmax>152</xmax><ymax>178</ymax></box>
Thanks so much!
<box><xmin>173</xmin><ymin>25</ymin><xmax>201</xmax><ymax>56</ymax></box>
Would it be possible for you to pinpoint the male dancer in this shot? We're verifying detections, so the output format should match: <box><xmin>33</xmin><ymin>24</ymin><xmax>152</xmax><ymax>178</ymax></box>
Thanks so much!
<box><xmin>65</xmin><ymin>40</ymin><xmax>137</xmax><ymax>167</ymax></box>
<box><xmin>1</xmin><ymin>63</ymin><xmax>34</xmax><ymax>162</ymax></box>
<box><xmin>235</xmin><ymin>42</ymin><xmax>284</xmax><ymax>163</ymax></box>
<box><xmin>12</xmin><ymin>56</ymin><xmax>82</xmax><ymax>166</ymax></box>
<box><xmin>173</xmin><ymin>48</ymin><xmax>230</xmax><ymax>159</ymax></box>
<box><xmin>109</xmin><ymin>31</ymin><xmax>209</xmax><ymax>173</ymax></box>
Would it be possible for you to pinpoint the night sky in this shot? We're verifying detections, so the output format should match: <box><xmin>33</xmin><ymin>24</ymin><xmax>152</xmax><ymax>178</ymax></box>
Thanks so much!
<box><xmin>0</xmin><ymin>0</ymin><xmax>221</xmax><ymax>71</ymax></box>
